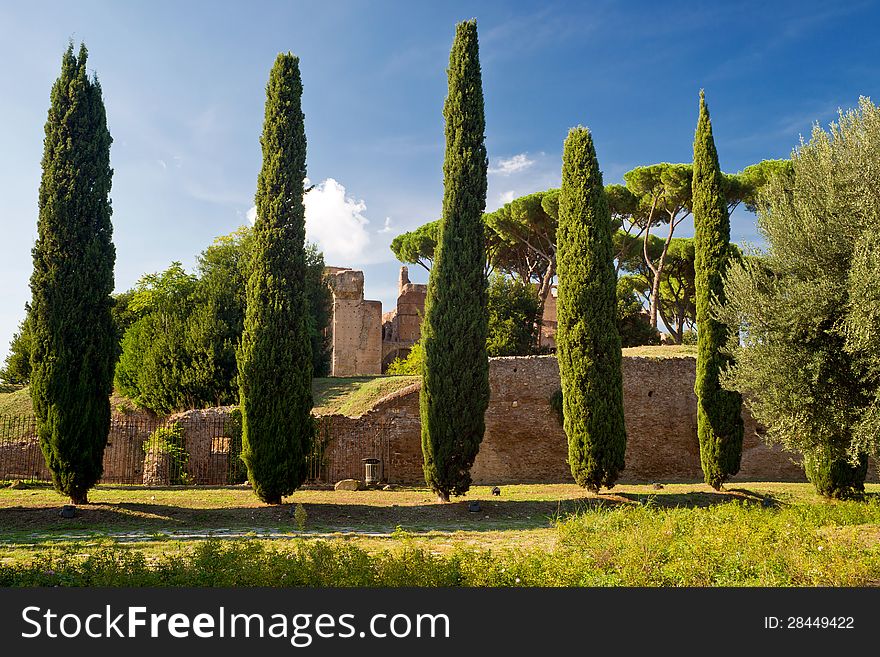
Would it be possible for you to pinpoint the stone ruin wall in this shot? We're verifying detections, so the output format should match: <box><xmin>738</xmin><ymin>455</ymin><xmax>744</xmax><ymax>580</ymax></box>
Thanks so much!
<box><xmin>381</xmin><ymin>266</ymin><xmax>427</xmax><ymax>370</ymax></box>
<box><xmin>327</xmin><ymin>268</ymin><xmax>383</xmax><ymax>376</ymax></box>
<box><xmin>319</xmin><ymin>355</ymin><xmax>877</xmax><ymax>485</ymax></box>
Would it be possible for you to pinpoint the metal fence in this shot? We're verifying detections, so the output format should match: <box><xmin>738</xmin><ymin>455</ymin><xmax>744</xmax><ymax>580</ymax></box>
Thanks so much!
<box><xmin>0</xmin><ymin>413</ymin><xmax>339</xmax><ymax>486</ymax></box>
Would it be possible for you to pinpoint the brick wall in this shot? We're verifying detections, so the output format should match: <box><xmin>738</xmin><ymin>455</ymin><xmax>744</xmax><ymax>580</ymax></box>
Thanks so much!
<box><xmin>321</xmin><ymin>355</ymin><xmax>876</xmax><ymax>485</ymax></box>
<box><xmin>5</xmin><ymin>355</ymin><xmax>875</xmax><ymax>487</ymax></box>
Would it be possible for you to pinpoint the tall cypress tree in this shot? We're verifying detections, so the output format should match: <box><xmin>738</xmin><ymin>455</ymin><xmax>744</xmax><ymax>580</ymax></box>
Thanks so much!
<box><xmin>692</xmin><ymin>90</ymin><xmax>743</xmax><ymax>489</ymax></box>
<box><xmin>238</xmin><ymin>54</ymin><xmax>312</xmax><ymax>504</ymax></box>
<box><xmin>29</xmin><ymin>43</ymin><xmax>116</xmax><ymax>505</ymax></box>
<box><xmin>556</xmin><ymin>127</ymin><xmax>626</xmax><ymax>491</ymax></box>
<box><xmin>420</xmin><ymin>20</ymin><xmax>489</xmax><ymax>502</ymax></box>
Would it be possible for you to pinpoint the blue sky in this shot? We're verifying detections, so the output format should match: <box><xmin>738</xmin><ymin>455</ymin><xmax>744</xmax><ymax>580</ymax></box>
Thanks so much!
<box><xmin>1</xmin><ymin>0</ymin><xmax>878</xmax><ymax>362</ymax></box>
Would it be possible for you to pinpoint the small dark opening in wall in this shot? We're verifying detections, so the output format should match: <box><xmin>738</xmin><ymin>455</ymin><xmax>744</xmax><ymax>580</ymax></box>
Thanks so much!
<box><xmin>647</xmin><ymin>390</ymin><xmax>654</xmax><ymax>397</ymax></box>
<box><xmin>513</xmin><ymin>367</ymin><xmax>517</xmax><ymax>372</ymax></box>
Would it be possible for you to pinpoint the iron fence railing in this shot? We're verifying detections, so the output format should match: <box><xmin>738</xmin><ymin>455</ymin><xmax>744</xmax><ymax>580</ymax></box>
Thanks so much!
<box><xmin>0</xmin><ymin>413</ymin><xmax>391</xmax><ymax>487</ymax></box>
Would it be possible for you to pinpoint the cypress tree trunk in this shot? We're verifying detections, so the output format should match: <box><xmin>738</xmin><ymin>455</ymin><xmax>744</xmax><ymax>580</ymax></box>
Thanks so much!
<box><xmin>238</xmin><ymin>54</ymin><xmax>312</xmax><ymax>505</ymax></box>
<box><xmin>420</xmin><ymin>20</ymin><xmax>489</xmax><ymax>503</ymax></box>
<box><xmin>29</xmin><ymin>43</ymin><xmax>116</xmax><ymax>505</ymax></box>
<box><xmin>692</xmin><ymin>90</ymin><xmax>743</xmax><ymax>489</ymax></box>
<box><xmin>556</xmin><ymin>127</ymin><xmax>626</xmax><ymax>492</ymax></box>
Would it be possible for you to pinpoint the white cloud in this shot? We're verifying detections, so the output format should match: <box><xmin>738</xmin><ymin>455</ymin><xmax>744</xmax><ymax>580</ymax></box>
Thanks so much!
<box><xmin>498</xmin><ymin>190</ymin><xmax>516</xmax><ymax>206</ymax></box>
<box><xmin>488</xmin><ymin>153</ymin><xmax>535</xmax><ymax>176</ymax></box>
<box><xmin>246</xmin><ymin>178</ymin><xmax>382</xmax><ymax>266</ymax></box>
<box><xmin>305</xmin><ymin>178</ymin><xmax>373</xmax><ymax>264</ymax></box>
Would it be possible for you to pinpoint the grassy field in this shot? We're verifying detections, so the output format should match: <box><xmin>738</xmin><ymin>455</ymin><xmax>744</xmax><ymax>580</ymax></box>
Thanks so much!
<box><xmin>312</xmin><ymin>376</ymin><xmax>419</xmax><ymax>416</ymax></box>
<box><xmin>0</xmin><ymin>386</ymin><xmax>31</xmax><ymax>415</ymax></box>
<box><xmin>2</xmin><ymin>482</ymin><xmax>879</xmax><ymax>586</ymax></box>
<box><xmin>622</xmin><ymin>344</ymin><xmax>697</xmax><ymax>358</ymax></box>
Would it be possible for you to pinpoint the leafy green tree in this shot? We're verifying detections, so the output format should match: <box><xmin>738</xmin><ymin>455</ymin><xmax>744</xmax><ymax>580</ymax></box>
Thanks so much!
<box><xmin>718</xmin><ymin>97</ymin><xmax>880</xmax><ymax>498</ymax></box>
<box><xmin>485</xmin><ymin>191</ymin><xmax>558</xmax><ymax>308</ymax></box>
<box><xmin>556</xmin><ymin>126</ymin><xmax>626</xmax><ymax>491</ymax></box>
<box><xmin>113</xmin><ymin>263</ymin><xmax>213</xmax><ymax>413</ymax></box>
<box><xmin>616</xmin><ymin>277</ymin><xmax>659</xmax><ymax>347</ymax></box>
<box><xmin>846</xmin><ymin>227</ymin><xmax>880</xmax><ymax>460</ymax></box>
<box><xmin>113</xmin><ymin>228</ymin><xmax>331</xmax><ymax>413</ymax></box>
<box><xmin>238</xmin><ymin>53</ymin><xmax>313</xmax><ymax>504</ymax></box>
<box><xmin>420</xmin><ymin>20</ymin><xmax>489</xmax><ymax>503</ymax></box>
<box><xmin>737</xmin><ymin>159</ymin><xmax>794</xmax><ymax>212</ymax></box>
<box><xmin>390</xmin><ymin>221</ymin><xmax>440</xmax><ymax>271</ymax></box>
<box><xmin>1</xmin><ymin>315</ymin><xmax>32</xmax><ymax>385</ymax></box>
<box><xmin>692</xmin><ymin>90</ymin><xmax>743</xmax><ymax>489</ymax></box>
<box><xmin>619</xmin><ymin>235</ymin><xmax>697</xmax><ymax>343</ymax></box>
<box><xmin>29</xmin><ymin>43</ymin><xmax>116</xmax><ymax>504</ymax></box>
<box><xmin>486</xmin><ymin>274</ymin><xmax>541</xmax><ymax>356</ymax></box>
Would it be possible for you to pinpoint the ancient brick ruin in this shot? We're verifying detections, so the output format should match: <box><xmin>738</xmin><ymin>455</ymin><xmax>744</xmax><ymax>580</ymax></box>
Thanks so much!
<box><xmin>326</xmin><ymin>267</ymin><xmax>383</xmax><ymax>376</ymax></box>
<box><xmin>381</xmin><ymin>266</ymin><xmax>427</xmax><ymax>369</ymax></box>
<box><xmin>328</xmin><ymin>265</ymin><xmax>558</xmax><ymax>373</ymax></box>
<box><xmin>4</xmin><ymin>355</ymin><xmax>876</xmax><ymax>486</ymax></box>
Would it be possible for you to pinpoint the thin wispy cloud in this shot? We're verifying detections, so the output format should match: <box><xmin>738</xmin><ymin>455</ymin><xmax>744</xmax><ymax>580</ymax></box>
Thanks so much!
<box><xmin>488</xmin><ymin>153</ymin><xmax>535</xmax><ymax>175</ymax></box>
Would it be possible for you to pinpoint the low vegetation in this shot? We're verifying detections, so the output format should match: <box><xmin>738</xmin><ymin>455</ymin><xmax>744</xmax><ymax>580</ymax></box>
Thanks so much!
<box><xmin>312</xmin><ymin>376</ymin><xmax>420</xmax><ymax>416</ymax></box>
<box><xmin>0</xmin><ymin>386</ymin><xmax>31</xmax><ymax>416</ymax></box>
<box><xmin>1</xmin><ymin>483</ymin><xmax>878</xmax><ymax>586</ymax></box>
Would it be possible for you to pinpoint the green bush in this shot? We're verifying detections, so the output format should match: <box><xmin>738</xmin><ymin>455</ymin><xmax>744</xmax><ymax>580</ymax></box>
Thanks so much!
<box><xmin>804</xmin><ymin>446</ymin><xmax>868</xmax><ymax>500</ymax></box>
<box><xmin>143</xmin><ymin>423</ymin><xmax>189</xmax><ymax>485</ymax></box>
<box><xmin>386</xmin><ymin>342</ymin><xmax>423</xmax><ymax>376</ymax></box>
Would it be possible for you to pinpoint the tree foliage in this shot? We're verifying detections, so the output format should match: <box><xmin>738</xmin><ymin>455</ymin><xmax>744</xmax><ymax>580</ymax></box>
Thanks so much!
<box><xmin>390</xmin><ymin>221</ymin><xmax>439</xmax><ymax>271</ymax></box>
<box><xmin>486</xmin><ymin>274</ymin><xmax>541</xmax><ymax>356</ymax></box>
<box><xmin>238</xmin><ymin>53</ymin><xmax>313</xmax><ymax>504</ymax></box>
<box><xmin>113</xmin><ymin>229</ymin><xmax>330</xmax><ymax>413</ymax></box>
<box><xmin>718</xmin><ymin>97</ymin><xmax>880</xmax><ymax>498</ymax></box>
<box><xmin>0</xmin><ymin>315</ymin><xmax>32</xmax><ymax>385</ymax></box>
<box><xmin>616</xmin><ymin>277</ymin><xmax>660</xmax><ymax>347</ymax></box>
<box><xmin>29</xmin><ymin>43</ymin><xmax>116</xmax><ymax>504</ymax></box>
<box><xmin>556</xmin><ymin>126</ymin><xmax>626</xmax><ymax>491</ymax></box>
<box><xmin>392</xmin><ymin>160</ymin><xmax>774</xmax><ymax>344</ymax></box>
<box><xmin>692</xmin><ymin>90</ymin><xmax>743</xmax><ymax>490</ymax></box>
<box><xmin>420</xmin><ymin>20</ymin><xmax>490</xmax><ymax>502</ymax></box>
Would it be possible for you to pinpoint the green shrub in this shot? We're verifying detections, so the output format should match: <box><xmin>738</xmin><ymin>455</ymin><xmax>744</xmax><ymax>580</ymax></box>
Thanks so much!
<box><xmin>386</xmin><ymin>342</ymin><xmax>423</xmax><ymax>375</ymax></box>
<box><xmin>143</xmin><ymin>423</ymin><xmax>189</xmax><ymax>485</ymax></box>
<box><xmin>804</xmin><ymin>446</ymin><xmax>868</xmax><ymax>499</ymax></box>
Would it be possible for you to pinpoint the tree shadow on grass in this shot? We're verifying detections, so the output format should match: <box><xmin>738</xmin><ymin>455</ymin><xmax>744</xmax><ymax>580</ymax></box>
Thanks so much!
<box><xmin>611</xmin><ymin>487</ymin><xmax>774</xmax><ymax>509</ymax></box>
<box><xmin>0</xmin><ymin>496</ymin><xmax>627</xmax><ymax>540</ymax></box>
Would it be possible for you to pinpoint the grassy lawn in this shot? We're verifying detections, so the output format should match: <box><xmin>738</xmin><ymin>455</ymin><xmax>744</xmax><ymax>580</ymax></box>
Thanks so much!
<box><xmin>622</xmin><ymin>344</ymin><xmax>697</xmax><ymax>358</ymax></box>
<box><xmin>0</xmin><ymin>386</ymin><xmax>31</xmax><ymax>415</ymax></box>
<box><xmin>2</xmin><ymin>482</ymin><xmax>879</xmax><ymax>585</ymax></box>
<box><xmin>312</xmin><ymin>376</ymin><xmax>419</xmax><ymax>416</ymax></box>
